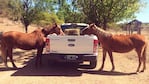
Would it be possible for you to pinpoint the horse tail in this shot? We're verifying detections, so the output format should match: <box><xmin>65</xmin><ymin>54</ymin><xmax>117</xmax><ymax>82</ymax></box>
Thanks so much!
<box><xmin>0</xmin><ymin>32</ymin><xmax>8</xmax><ymax>67</ymax></box>
<box><xmin>0</xmin><ymin>32</ymin><xmax>3</xmax><ymax>45</ymax></box>
<box><xmin>0</xmin><ymin>40</ymin><xmax>8</xmax><ymax>67</ymax></box>
<box><xmin>0</xmin><ymin>32</ymin><xmax>3</xmax><ymax>37</ymax></box>
<box><xmin>0</xmin><ymin>32</ymin><xmax>3</xmax><ymax>62</ymax></box>
<box><xmin>143</xmin><ymin>42</ymin><xmax>147</xmax><ymax>59</ymax></box>
<box><xmin>142</xmin><ymin>42</ymin><xmax>147</xmax><ymax>72</ymax></box>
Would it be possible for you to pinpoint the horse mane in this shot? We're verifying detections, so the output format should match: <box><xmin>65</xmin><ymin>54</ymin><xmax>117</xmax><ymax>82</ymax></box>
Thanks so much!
<box><xmin>30</xmin><ymin>29</ymin><xmax>43</xmax><ymax>36</ymax></box>
<box><xmin>95</xmin><ymin>26</ymin><xmax>112</xmax><ymax>38</ymax></box>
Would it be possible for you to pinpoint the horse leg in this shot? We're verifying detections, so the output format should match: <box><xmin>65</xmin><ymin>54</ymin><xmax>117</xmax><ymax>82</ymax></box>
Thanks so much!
<box><xmin>36</xmin><ymin>48</ymin><xmax>44</xmax><ymax>68</ymax></box>
<box><xmin>108</xmin><ymin>51</ymin><xmax>115</xmax><ymax>71</ymax></box>
<box><xmin>1</xmin><ymin>50</ymin><xmax>8</xmax><ymax>68</ymax></box>
<box><xmin>141</xmin><ymin>53</ymin><xmax>146</xmax><ymax>72</ymax></box>
<box><xmin>99</xmin><ymin>49</ymin><xmax>107</xmax><ymax>71</ymax></box>
<box><xmin>7</xmin><ymin>48</ymin><xmax>17</xmax><ymax>68</ymax></box>
<box><xmin>136</xmin><ymin>49</ymin><xmax>142</xmax><ymax>72</ymax></box>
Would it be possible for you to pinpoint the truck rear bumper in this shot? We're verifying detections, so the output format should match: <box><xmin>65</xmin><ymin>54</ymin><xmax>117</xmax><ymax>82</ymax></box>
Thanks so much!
<box><xmin>43</xmin><ymin>53</ymin><xmax>97</xmax><ymax>63</ymax></box>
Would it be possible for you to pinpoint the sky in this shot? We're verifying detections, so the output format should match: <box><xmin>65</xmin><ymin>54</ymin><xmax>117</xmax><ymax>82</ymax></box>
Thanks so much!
<box><xmin>135</xmin><ymin>0</ymin><xmax>149</xmax><ymax>23</ymax></box>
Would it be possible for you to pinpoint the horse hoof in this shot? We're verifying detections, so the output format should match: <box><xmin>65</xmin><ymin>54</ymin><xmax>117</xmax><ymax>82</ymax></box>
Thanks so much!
<box><xmin>5</xmin><ymin>65</ymin><xmax>9</xmax><ymax>68</ymax></box>
<box><xmin>13</xmin><ymin>66</ymin><xmax>18</xmax><ymax>69</ymax></box>
<box><xmin>111</xmin><ymin>69</ymin><xmax>115</xmax><ymax>72</ymax></box>
<box><xmin>99</xmin><ymin>68</ymin><xmax>103</xmax><ymax>71</ymax></box>
<box><xmin>14</xmin><ymin>67</ymin><xmax>18</xmax><ymax>69</ymax></box>
<box><xmin>140</xmin><ymin>70</ymin><xmax>144</xmax><ymax>72</ymax></box>
<box><xmin>136</xmin><ymin>70</ymin><xmax>139</xmax><ymax>73</ymax></box>
<box><xmin>5</xmin><ymin>66</ymin><xmax>9</xmax><ymax>69</ymax></box>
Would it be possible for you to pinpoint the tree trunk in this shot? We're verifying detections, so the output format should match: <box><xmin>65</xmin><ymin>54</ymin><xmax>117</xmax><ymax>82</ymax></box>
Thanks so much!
<box><xmin>103</xmin><ymin>23</ymin><xmax>107</xmax><ymax>30</ymax></box>
<box><xmin>25</xmin><ymin>24</ymin><xmax>28</xmax><ymax>33</ymax></box>
<box><xmin>103</xmin><ymin>19</ymin><xmax>107</xmax><ymax>30</ymax></box>
<box><xmin>25</xmin><ymin>27</ymin><xmax>28</xmax><ymax>33</ymax></box>
<box><xmin>95</xmin><ymin>21</ymin><xmax>101</xmax><ymax>27</ymax></box>
<box><xmin>21</xmin><ymin>18</ymin><xmax>29</xmax><ymax>33</ymax></box>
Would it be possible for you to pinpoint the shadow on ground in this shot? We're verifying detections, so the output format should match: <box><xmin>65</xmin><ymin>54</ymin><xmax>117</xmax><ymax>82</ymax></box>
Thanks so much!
<box><xmin>1</xmin><ymin>54</ymin><xmax>137</xmax><ymax>77</ymax></box>
<box><xmin>11</xmin><ymin>55</ymin><xmax>82</xmax><ymax>76</ymax></box>
<box><xmin>81</xmin><ymin>70</ymin><xmax>137</xmax><ymax>76</ymax></box>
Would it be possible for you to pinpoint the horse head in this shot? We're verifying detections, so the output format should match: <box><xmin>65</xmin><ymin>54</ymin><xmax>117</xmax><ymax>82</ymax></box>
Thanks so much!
<box><xmin>42</xmin><ymin>23</ymin><xmax>65</xmax><ymax>36</ymax></box>
<box><xmin>81</xmin><ymin>23</ymin><xmax>97</xmax><ymax>35</ymax></box>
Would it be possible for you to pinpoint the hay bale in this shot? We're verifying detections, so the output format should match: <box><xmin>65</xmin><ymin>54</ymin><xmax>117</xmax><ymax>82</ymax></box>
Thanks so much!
<box><xmin>64</xmin><ymin>29</ymin><xmax>80</xmax><ymax>35</ymax></box>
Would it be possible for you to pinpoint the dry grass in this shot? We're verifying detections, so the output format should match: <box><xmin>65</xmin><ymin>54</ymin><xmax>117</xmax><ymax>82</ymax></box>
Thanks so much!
<box><xmin>0</xmin><ymin>17</ymin><xmax>37</xmax><ymax>33</ymax></box>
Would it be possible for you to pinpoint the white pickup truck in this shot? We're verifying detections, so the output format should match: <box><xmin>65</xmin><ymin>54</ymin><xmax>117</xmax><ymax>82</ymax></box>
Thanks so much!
<box><xmin>43</xmin><ymin>23</ymin><xmax>99</xmax><ymax>69</ymax></box>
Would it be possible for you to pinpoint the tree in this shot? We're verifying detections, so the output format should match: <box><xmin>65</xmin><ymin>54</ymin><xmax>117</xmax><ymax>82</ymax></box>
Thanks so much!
<box><xmin>33</xmin><ymin>12</ymin><xmax>64</xmax><ymax>26</ymax></box>
<box><xmin>55</xmin><ymin>0</ymin><xmax>86</xmax><ymax>23</ymax></box>
<box><xmin>0</xmin><ymin>0</ymin><xmax>10</xmax><ymax>16</ymax></box>
<box><xmin>8</xmin><ymin>0</ymin><xmax>54</xmax><ymax>33</ymax></box>
<box><xmin>75</xmin><ymin>0</ymin><xmax>143</xmax><ymax>30</ymax></box>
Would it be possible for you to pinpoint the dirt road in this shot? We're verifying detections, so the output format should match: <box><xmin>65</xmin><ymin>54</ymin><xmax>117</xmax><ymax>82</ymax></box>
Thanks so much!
<box><xmin>0</xmin><ymin>19</ymin><xmax>149</xmax><ymax>84</ymax></box>
<box><xmin>0</xmin><ymin>48</ymin><xmax>149</xmax><ymax>84</ymax></box>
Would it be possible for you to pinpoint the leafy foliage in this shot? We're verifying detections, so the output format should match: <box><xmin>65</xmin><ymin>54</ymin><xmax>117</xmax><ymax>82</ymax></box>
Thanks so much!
<box><xmin>55</xmin><ymin>0</ymin><xmax>86</xmax><ymax>23</ymax></box>
<box><xmin>0</xmin><ymin>0</ymin><xmax>145</xmax><ymax>31</ymax></box>
<box><xmin>6</xmin><ymin>0</ymin><xmax>60</xmax><ymax>33</ymax></box>
<box><xmin>33</xmin><ymin>12</ymin><xmax>64</xmax><ymax>26</ymax></box>
<box><xmin>75</xmin><ymin>0</ymin><xmax>143</xmax><ymax>30</ymax></box>
<box><xmin>0</xmin><ymin>0</ymin><xmax>9</xmax><ymax>16</ymax></box>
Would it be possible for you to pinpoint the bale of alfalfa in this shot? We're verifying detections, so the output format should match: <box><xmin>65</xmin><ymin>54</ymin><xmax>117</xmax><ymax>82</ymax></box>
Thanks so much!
<box><xmin>64</xmin><ymin>29</ymin><xmax>80</xmax><ymax>35</ymax></box>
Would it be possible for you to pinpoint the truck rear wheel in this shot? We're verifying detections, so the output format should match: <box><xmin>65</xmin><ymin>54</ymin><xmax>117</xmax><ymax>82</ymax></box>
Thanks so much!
<box><xmin>89</xmin><ymin>60</ymin><xmax>97</xmax><ymax>69</ymax></box>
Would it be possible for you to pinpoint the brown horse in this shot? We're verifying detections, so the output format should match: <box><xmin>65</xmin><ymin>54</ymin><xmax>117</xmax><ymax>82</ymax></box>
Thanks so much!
<box><xmin>0</xmin><ymin>23</ymin><xmax>65</xmax><ymax>68</ymax></box>
<box><xmin>81</xmin><ymin>24</ymin><xmax>147</xmax><ymax>72</ymax></box>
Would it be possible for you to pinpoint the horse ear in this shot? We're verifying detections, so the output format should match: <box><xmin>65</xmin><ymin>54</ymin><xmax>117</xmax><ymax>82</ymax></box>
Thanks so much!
<box><xmin>42</xmin><ymin>28</ymin><xmax>49</xmax><ymax>33</ymax></box>
<box><xmin>42</xmin><ymin>28</ymin><xmax>46</xmax><ymax>34</ymax></box>
<box><xmin>53</xmin><ymin>23</ymin><xmax>58</xmax><ymax>28</ymax></box>
<box><xmin>89</xmin><ymin>23</ymin><xmax>96</xmax><ymax>29</ymax></box>
<box><xmin>42</xmin><ymin>28</ymin><xmax>50</xmax><ymax>36</ymax></box>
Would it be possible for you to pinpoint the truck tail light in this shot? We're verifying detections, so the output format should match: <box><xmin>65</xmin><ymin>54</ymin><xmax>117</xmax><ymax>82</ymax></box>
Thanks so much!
<box><xmin>45</xmin><ymin>38</ymin><xmax>50</xmax><ymax>52</ymax></box>
<box><xmin>46</xmin><ymin>38</ymin><xmax>50</xmax><ymax>44</ymax></box>
<box><xmin>93</xmin><ymin>39</ymin><xmax>98</xmax><ymax>54</ymax></box>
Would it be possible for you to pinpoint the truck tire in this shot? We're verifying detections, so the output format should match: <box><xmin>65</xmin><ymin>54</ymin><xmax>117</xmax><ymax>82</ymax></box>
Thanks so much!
<box><xmin>89</xmin><ymin>60</ymin><xmax>97</xmax><ymax>69</ymax></box>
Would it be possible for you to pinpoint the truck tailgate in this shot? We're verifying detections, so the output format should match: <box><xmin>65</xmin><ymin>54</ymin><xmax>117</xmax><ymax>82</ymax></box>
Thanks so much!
<box><xmin>46</xmin><ymin>35</ymin><xmax>96</xmax><ymax>54</ymax></box>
